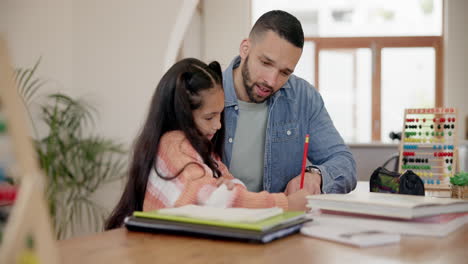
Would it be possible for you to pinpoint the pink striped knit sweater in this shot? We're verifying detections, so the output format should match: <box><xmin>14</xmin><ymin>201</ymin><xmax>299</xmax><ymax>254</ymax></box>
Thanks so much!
<box><xmin>143</xmin><ymin>131</ymin><xmax>288</xmax><ymax>211</ymax></box>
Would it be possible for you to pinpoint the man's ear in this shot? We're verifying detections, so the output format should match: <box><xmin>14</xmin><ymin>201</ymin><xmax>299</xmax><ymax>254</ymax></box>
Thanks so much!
<box><xmin>239</xmin><ymin>38</ymin><xmax>250</xmax><ymax>59</ymax></box>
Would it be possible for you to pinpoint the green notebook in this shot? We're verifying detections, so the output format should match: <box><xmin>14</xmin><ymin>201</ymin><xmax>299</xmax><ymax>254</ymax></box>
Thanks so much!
<box><xmin>126</xmin><ymin>207</ymin><xmax>311</xmax><ymax>243</ymax></box>
<box><xmin>133</xmin><ymin>210</ymin><xmax>306</xmax><ymax>232</ymax></box>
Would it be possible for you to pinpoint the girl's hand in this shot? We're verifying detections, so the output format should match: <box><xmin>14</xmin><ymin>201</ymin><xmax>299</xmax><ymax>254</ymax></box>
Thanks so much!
<box><xmin>215</xmin><ymin>177</ymin><xmax>236</xmax><ymax>190</ymax></box>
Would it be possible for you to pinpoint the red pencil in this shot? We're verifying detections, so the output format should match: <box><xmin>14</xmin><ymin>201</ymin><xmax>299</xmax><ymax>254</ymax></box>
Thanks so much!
<box><xmin>300</xmin><ymin>134</ymin><xmax>310</xmax><ymax>189</ymax></box>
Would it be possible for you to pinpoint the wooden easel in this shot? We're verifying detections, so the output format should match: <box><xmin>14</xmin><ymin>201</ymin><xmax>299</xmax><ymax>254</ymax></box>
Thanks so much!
<box><xmin>0</xmin><ymin>38</ymin><xmax>58</xmax><ymax>263</ymax></box>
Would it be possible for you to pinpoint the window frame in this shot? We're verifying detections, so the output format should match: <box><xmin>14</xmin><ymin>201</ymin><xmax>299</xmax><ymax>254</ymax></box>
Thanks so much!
<box><xmin>305</xmin><ymin>36</ymin><xmax>444</xmax><ymax>142</ymax></box>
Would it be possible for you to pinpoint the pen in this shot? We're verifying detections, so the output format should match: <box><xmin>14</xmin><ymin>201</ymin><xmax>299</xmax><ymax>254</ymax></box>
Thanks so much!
<box><xmin>300</xmin><ymin>134</ymin><xmax>310</xmax><ymax>189</ymax></box>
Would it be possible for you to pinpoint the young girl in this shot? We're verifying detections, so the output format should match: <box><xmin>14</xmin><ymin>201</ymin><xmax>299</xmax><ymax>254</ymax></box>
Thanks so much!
<box><xmin>105</xmin><ymin>58</ymin><xmax>309</xmax><ymax>229</ymax></box>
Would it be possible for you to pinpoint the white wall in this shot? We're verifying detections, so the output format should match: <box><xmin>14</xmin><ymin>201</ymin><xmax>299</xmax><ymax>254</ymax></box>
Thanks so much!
<box><xmin>181</xmin><ymin>5</ymin><xmax>203</xmax><ymax>59</ymax></box>
<box><xmin>349</xmin><ymin>144</ymin><xmax>399</xmax><ymax>181</ymax></box>
<box><xmin>444</xmin><ymin>0</ymin><xmax>468</xmax><ymax>141</ymax></box>
<box><xmin>0</xmin><ymin>0</ymin><xmax>74</xmax><ymax>98</ymax></box>
<box><xmin>202</xmin><ymin>0</ymin><xmax>251</xmax><ymax>68</ymax></box>
<box><xmin>0</xmin><ymin>0</ymin><xmax>185</xmax><ymax>144</ymax></box>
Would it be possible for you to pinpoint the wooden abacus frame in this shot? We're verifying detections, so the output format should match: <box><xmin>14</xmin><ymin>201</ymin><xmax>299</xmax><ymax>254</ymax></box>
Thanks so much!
<box><xmin>398</xmin><ymin>108</ymin><xmax>459</xmax><ymax>192</ymax></box>
<box><xmin>0</xmin><ymin>38</ymin><xmax>58</xmax><ymax>263</ymax></box>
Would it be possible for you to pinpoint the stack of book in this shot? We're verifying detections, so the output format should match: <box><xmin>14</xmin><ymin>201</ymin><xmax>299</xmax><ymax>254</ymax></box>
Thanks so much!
<box><xmin>301</xmin><ymin>192</ymin><xmax>468</xmax><ymax>247</ymax></box>
<box><xmin>125</xmin><ymin>205</ymin><xmax>311</xmax><ymax>243</ymax></box>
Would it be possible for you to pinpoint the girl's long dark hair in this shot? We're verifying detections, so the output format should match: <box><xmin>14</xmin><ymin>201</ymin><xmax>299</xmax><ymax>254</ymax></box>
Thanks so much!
<box><xmin>105</xmin><ymin>58</ymin><xmax>224</xmax><ymax>230</ymax></box>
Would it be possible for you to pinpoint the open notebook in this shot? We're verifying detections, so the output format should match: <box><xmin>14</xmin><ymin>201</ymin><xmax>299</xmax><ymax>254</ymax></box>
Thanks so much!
<box><xmin>125</xmin><ymin>205</ymin><xmax>311</xmax><ymax>243</ymax></box>
<box><xmin>155</xmin><ymin>205</ymin><xmax>284</xmax><ymax>223</ymax></box>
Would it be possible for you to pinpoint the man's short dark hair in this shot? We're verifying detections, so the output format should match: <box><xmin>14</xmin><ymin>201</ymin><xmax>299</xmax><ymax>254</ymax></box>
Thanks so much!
<box><xmin>250</xmin><ymin>10</ymin><xmax>304</xmax><ymax>49</ymax></box>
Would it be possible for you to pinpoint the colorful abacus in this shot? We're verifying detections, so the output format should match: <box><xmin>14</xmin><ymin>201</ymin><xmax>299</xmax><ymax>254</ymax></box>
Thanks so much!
<box><xmin>398</xmin><ymin>108</ymin><xmax>459</xmax><ymax>191</ymax></box>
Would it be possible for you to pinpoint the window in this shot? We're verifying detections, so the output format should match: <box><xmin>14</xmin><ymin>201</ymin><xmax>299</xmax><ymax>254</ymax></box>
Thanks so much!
<box><xmin>381</xmin><ymin>47</ymin><xmax>436</xmax><ymax>141</ymax></box>
<box><xmin>252</xmin><ymin>0</ymin><xmax>444</xmax><ymax>143</ymax></box>
<box><xmin>319</xmin><ymin>48</ymin><xmax>372</xmax><ymax>143</ymax></box>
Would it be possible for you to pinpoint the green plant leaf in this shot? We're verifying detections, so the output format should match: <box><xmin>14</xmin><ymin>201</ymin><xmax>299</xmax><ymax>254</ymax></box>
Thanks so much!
<box><xmin>16</xmin><ymin>59</ymin><xmax>126</xmax><ymax>239</ymax></box>
<box><xmin>24</xmin><ymin>78</ymin><xmax>46</xmax><ymax>103</ymax></box>
<box><xmin>450</xmin><ymin>171</ymin><xmax>468</xmax><ymax>186</ymax></box>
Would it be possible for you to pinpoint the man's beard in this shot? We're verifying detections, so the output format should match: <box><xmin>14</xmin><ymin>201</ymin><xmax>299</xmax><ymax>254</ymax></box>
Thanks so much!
<box><xmin>241</xmin><ymin>55</ymin><xmax>273</xmax><ymax>103</ymax></box>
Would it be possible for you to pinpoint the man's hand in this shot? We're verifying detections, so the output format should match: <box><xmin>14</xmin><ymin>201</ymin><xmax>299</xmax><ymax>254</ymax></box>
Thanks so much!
<box><xmin>286</xmin><ymin>189</ymin><xmax>310</xmax><ymax>211</ymax></box>
<box><xmin>285</xmin><ymin>172</ymin><xmax>321</xmax><ymax>195</ymax></box>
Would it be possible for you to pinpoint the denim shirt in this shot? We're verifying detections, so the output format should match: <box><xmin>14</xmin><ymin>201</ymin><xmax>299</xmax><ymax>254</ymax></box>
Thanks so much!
<box><xmin>222</xmin><ymin>56</ymin><xmax>357</xmax><ymax>193</ymax></box>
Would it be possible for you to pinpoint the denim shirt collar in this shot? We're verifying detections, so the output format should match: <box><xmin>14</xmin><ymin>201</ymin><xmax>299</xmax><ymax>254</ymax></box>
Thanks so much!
<box><xmin>224</xmin><ymin>56</ymin><xmax>293</xmax><ymax>107</ymax></box>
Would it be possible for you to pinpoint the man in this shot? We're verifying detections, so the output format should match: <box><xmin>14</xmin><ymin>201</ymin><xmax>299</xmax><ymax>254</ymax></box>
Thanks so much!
<box><xmin>222</xmin><ymin>10</ymin><xmax>356</xmax><ymax>195</ymax></box>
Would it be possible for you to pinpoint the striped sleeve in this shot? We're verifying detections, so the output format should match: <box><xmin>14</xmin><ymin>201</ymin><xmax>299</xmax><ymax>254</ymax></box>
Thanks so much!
<box><xmin>143</xmin><ymin>131</ymin><xmax>289</xmax><ymax>211</ymax></box>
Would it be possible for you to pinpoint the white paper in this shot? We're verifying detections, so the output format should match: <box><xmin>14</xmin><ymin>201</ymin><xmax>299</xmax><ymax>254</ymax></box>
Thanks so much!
<box><xmin>158</xmin><ymin>205</ymin><xmax>284</xmax><ymax>223</ymax></box>
<box><xmin>301</xmin><ymin>221</ymin><xmax>401</xmax><ymax>247</ymax></box>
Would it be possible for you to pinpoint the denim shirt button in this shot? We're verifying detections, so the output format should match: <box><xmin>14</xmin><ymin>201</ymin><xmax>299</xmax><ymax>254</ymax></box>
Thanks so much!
<box><xmin>228</xmin><ymin>138</ymin><xmax>233</xmax><ymax>143</ymax></box>
<box><xmin>234</xmin><ymin>105</ymin><xmax>238</xmax><ymax>111</ymax></box>
<box><xmin>286</xmin><ymin>130</ymin><xmax>291</xmax><ymax>136</ymax></box>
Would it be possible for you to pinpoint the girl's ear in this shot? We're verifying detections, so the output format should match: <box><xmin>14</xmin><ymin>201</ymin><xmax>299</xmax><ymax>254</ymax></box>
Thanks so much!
<box><xmin>239</xmin><ymin>38</ymin><xmax>250</xmax><ymax>59</ymax></box>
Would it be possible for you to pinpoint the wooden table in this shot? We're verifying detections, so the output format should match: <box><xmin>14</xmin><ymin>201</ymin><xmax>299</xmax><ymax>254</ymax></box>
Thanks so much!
<box><xmin>59</xmin><ymin>224</ymin><xmax>468</xmax><ymax>264</ymax></box>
